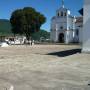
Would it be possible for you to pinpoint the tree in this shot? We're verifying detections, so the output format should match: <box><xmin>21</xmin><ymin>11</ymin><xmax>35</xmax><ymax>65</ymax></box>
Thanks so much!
<box><xmin>31</xmin><ymin>29</ymin><xmax>50</xmax><ymax>41</ymax></box>
<box><xmin>10</xmin><ymin>7</ymin><xmax>46</xmax><ymax>40</ymax></box>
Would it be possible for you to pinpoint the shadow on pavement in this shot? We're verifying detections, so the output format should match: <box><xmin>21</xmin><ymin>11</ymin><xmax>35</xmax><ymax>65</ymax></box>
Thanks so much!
<box><xmin>47</xmin><ymin>49</ymin><xmax>81</xmax><ymax>57</ymax></box>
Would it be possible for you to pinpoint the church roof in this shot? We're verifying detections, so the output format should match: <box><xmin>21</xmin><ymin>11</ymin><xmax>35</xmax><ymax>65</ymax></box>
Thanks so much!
<box><xmin>76</xmin><ymin>17</ymin><xmax>83</xmax><ymax>23</ymax></box>
<box><xmin>58</xmin><ymin>7</ymin><xmax>68</xmax><ymax>11</ymax></box>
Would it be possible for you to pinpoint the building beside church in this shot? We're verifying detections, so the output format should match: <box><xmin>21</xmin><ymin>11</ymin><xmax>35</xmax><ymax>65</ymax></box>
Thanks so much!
<box><xmin>82</xmin><ymin>0</ymin><xmax>90</xmax><ymax>53</ymax></box>
<box><xmin>50</xmin><ymin>0</ymin><xmax>83</xmax><ymax>44</ymax></box>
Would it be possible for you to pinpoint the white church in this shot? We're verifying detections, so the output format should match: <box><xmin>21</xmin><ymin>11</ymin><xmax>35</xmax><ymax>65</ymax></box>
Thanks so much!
<box><xmin>50</xmin><ymin>0</ymin><xmax>83</xmax><ymax>44</ymax></box>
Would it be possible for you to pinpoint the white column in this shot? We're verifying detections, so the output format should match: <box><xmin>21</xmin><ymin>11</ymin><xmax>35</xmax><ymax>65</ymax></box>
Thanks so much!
<box><xmin>65</xmin><ymin>31</ymin><xmax>69</xmax><ymax>44</ymax></box>
<box><xmin>82</xmin><ymin>0</ymin><xmax>90</xmax><ymax>53</ymax></box>
<box><xmin>72</xmin><ymin>17</ymin><xmax>76</xmax><ymax>41</ymax></box>
<box><xmin>55</xmin><ymin>24</ymin><xmax>58</xmax><ymax>42</ymax></box>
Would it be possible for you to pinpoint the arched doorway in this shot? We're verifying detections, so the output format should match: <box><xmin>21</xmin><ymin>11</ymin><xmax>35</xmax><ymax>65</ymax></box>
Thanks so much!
<box><xmin>58</xmin><ymin>33</ymin><xmax>64</xmax><ymax>43</ymax></box>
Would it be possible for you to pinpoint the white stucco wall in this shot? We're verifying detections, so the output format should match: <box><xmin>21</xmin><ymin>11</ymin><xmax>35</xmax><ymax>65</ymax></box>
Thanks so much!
<box><xmin>67</xmin><ymin>17</ymin><xmax>74</xmax><ymax>30</ymax></box>
<box><xmin>82</xmin><ymin>0</ymin><xmax>90</xmax><ymax>52</ymax></box>
<box><xmin>79</xmin><ymin>27</ymin><xmax>83</xmax><ymax>43</ymax></box>
<box><xmin>50</xmin><ymin>5</ymin><xmax>80</xmax><ymax>44</ymax></box>
<box><xmin>65</xmin><ymin>30</ymin><xmax>73</xmax><ymax>44</ymax></box>
<box><xmin>50</xmin><ymin>16</ymin><xmax>68</xmax><ymax>42</ymax></box>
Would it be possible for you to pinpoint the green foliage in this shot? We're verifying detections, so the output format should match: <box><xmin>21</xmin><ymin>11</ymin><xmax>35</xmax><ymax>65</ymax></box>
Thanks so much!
<box><xmin>0</xmin><ymin>19</ymin><xmax>12</xmax><ymax>36</ymax></box>
<box><xmin>10</xmin><ymin>7</ymin><xmax>46</xmax><ymax>40</ymax></box>
<box><xmin>31</xmin><ymin>30</ymin><xmax>50</xmax><ymax>41</ymax></box>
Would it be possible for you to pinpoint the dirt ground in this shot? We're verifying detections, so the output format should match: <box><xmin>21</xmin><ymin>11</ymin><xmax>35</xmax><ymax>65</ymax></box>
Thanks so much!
<box><xmin>0</xmin><ymin>45</ymin><xmax>90</xmax><ymax>90</ymax></box>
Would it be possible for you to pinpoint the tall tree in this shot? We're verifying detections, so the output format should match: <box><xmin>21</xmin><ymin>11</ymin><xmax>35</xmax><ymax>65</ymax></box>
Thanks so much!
<box><xmin>10</xmin><ymin>7</ymin><xmax>46</xmax><ymax>40</ymax></box>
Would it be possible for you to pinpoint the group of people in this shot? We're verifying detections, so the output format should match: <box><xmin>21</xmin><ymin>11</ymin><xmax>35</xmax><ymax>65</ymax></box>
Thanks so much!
<box><xmin>29</xmin><ymin>40</ymin><xmax>35</xmax><ymax>46</ymax></box>
<box><xmin>24</xmin><ymin>39</ymin><xmax>35</xmax><ymax>46</ymax></box>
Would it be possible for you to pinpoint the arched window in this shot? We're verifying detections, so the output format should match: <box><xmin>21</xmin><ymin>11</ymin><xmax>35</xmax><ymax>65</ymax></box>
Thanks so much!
<box><xmin>60</xmin><ymin>26</ymin><xmax>63</xmax><ymax>29</ymax></box>
<box><xmin>57</xmin><ymin>13</ymin><xmax>59</xmax><ymax>16</ymax></box>
<box><xmin>61</xmin><ymin>12</ymin><xmax>63</xmax><ymax>16</ymax></box>
<box><xmin>64</xmin><ymin>12</ymin><xmax>67</xmax><ymax>16</ymax></box>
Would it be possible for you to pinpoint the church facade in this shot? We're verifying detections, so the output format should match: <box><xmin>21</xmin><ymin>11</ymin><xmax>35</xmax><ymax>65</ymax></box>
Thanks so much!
<box><xmin>50</xmin><ymin>0</ymin><xmax>83</xmax><ymax>44</ymax></box>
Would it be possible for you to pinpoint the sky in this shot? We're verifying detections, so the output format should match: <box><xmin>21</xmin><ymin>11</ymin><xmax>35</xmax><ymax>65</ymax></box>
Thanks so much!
<box><xmin>0</xmin><ymin>0</ymin><xmax>83</xmax><ymax>31</ymax></box>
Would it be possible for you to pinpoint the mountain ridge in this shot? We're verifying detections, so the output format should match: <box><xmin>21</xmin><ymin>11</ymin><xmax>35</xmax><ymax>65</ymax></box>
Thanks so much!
<box><xmin>0</xmin><ymin>19</ymin><xmax>12</xmax><ymax>35</ymax></box>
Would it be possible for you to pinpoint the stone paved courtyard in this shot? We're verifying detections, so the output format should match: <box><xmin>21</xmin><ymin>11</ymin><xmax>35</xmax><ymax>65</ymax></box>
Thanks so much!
<box><xmin>0</xmin><ymin>45</ymin><xmax>90</xmax><ymax>90</ymax></box>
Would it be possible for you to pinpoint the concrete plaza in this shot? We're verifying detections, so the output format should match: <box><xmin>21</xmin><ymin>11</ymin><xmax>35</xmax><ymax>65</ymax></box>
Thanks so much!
<box><xmin>0</xmin><ymin>45</ymin><xmax>90</xmax><ymax>90</ymax></box>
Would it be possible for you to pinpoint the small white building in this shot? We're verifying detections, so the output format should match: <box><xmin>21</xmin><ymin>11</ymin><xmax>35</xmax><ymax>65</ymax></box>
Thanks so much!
<box><xmin>50</xmin><ymin>0</ymin><xmax>83</xmax><ymax>44</ymax></box>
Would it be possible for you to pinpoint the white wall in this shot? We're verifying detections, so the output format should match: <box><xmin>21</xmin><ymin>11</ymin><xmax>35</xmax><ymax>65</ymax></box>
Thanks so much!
<box><xmin>50</xmin><ymin>16</ymin><xmax>67</xmax><ymax>42</ymax></box>
<box><xmin>79</xmin><ymin>27</ymin><xmax>83</xmax><ymax>43</ymax></box>
<box><xmin>82</xmin><ymin>0</ymin><xmax>90</xmax><ymax>52</ymax></box>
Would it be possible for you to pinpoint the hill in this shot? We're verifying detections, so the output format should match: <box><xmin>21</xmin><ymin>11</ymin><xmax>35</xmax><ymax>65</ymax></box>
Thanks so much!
<box><xmin>32</xmin><ymin>30</ymin><xmax>50</xmax><ymax>41</ymax></box>
<box><xmin>0</xmin><ymin>19</ymin><xmax>12</xmax><ymax>36</ymax></box>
